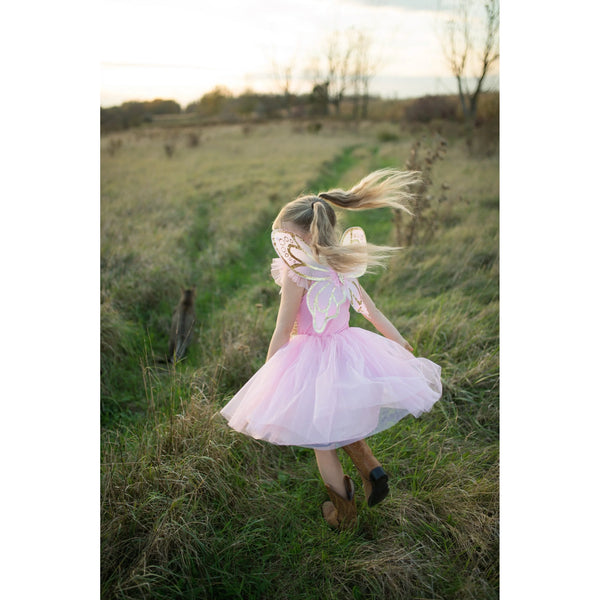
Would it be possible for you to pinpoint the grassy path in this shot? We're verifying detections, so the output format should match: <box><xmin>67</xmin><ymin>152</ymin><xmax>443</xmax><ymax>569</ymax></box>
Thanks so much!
<box><xmin>101</xmin><ymin>122</ymin><xmax>499</xmax><ymax>599</ymax></box>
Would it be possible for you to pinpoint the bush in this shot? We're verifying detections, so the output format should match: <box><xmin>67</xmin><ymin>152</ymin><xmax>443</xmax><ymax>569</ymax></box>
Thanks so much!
<box><xmin>475</xmin><ymin>92</ymin><xmax>499</xmax><ymax>127</ymax></box>
<box><xmin>101</xmin><ymin>106</ymin><xmax>126</xmax><ymax>133</ymax></box>
<box><xmin>405</xmin><ymin>95</ymin><xmax>458</xmax><ymax>124</ymax></box>
<box><xmin>145</xmin><ymin>99</ymin><xmax>181</xmax><ymax>115</ymax></box>
<box><xmin>101</xmin><ymin>99</ymin><xmax>182</xmax><ymax>133</ymax></box>
<box><xmin>186</xmin><ymin>86</ymin><xmax>232</xmax><ymax>117</ymax></box>
<box><xmin>377</xmin><ymin>129</ymin><xmax>400</xmax><ymax>142</ymax></box>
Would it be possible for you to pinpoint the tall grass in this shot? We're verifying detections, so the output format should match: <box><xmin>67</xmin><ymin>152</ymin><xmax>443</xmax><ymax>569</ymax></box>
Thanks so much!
<box><xmin>101</xmin><ymin>120</ymin><xmax>498</xmax><ymax>599</ymax></box>
<box><xmin>101</xmin><ymin>122</ymin><xmax>365</xmax><ymax>425</ymax></box>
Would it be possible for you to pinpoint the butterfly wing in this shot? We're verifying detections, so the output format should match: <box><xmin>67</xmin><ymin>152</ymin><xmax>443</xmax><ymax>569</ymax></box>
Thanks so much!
<box><xmin>340</xmin><ymin>226</ymin><xmax>367</xmax><ymax>247</ymax></box>
<box><xmin>339</xmin><ymin>227</ymin><xmax>371</xmax><ymax>317</ymax></box>
<box><xmin>271</xmin><ymin>229</ymin><xmax>332</xmax><ymax>282</ymax></box>
<box><xmin>347</xmin><ymin>278</ymin><xmax>370</xmax><ymax>319</ymax></box>
<box><xmin>340</xmin><ymin>227</ymin><xmax>368</xmax><ymax>278</ymax></box>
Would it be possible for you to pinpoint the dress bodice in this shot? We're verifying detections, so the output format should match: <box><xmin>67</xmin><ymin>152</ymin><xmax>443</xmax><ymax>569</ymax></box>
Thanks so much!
<box><xmin>296</xmin><ymin>291</ymin><xmax>350</xmax><ymax>336</ymax></box>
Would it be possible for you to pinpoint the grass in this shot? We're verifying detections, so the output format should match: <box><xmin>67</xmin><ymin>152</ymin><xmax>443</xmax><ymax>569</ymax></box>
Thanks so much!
<box><xmin>101</xmin><ymin>118</ymin><xmax>499</xmax><ymax>598</ymax></box>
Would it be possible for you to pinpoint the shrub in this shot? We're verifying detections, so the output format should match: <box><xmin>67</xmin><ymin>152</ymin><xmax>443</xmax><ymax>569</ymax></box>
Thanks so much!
<box><xmin>101</xmin><ymin>106</ymin><xmax>126</xmax><ymax>133</ymax></box>
<box><xmin>474</xmin><ymin>92</ymin><xmax>499</xmax><ymax>127</ymax></box>
<box><xmin>101</xmin><ymin>99</ymin><xmax>182</xmax><ymax>134</ymax></box>
<box><xmin>392</xmin><ymin>134</ymin><xmax>449</xmax><ymax>246</ymax></box>
<box><xmin>107</xmin><ymin>138</ymin><xmax>122</xmax><ymax>156</ymax></box>
<box><xmin>377</xmin><ymin>129</ymin><xmax>400</xmax><ymax>142</ymax></box>
<box><xmin>405</xmin><ymin>95</ymin><xmax>458</xmax><ymax>124</ymax></box>
<box><xmin>145</xmin><ymin>99</ymin><xmax>181</xmax><ymax>115</ymax></box>
<box><xmin>187</xmin><ymin>86</ymin><xmax>232</xmax><ymax>117</ymax></box>
<box><xmin>186</xmin><ymin>132</ymin><xmax>200</xmax><ymax>147</ymax></box>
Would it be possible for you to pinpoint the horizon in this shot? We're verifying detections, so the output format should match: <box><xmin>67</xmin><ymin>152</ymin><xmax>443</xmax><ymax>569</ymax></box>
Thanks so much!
<box><xmin>100</xmin><ymin>0</ymin><xmax>499</xmax><ymax>109</ymax></box>
<box><xmin>100</xmin><ymin>73</ymin><xmax>500</xmax><ymax>109</ymax></box>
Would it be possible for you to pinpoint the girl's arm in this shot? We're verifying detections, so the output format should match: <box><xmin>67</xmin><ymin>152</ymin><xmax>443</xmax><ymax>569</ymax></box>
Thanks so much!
<box><xmin>358</xmin><ymin>284</ymin><xmax>414</xmax><ymax>352</ymax></box>
<box><xmin>266</xmin><ymin>270</ymin><xmax>304</xmax><ymax>361</ymax></box>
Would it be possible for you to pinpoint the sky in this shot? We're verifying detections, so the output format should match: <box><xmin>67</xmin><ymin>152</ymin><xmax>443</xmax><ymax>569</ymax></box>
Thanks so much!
<box><xmin>100</xmin><ymin>0</ymin><xmax>498</xmax><ymax>107</ymax></box>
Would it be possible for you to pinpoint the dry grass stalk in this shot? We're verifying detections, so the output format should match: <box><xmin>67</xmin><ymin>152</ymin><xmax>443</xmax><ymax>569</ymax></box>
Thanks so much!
<box><xmin>393</xmin><ymin>133</ymin><xmax>448</xmax><ymax>246</ymax></box>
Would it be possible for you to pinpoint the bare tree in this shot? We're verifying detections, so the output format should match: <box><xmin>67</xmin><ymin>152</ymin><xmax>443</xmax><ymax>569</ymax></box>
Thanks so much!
<box><xmin>325</xmin><ymin>31</ymin><xmax>354</xmax><ymax>116</ymax></box>
<box><xmin>271</xmin><ymin>55</ymin><xmax>296</xmax><ymax>115</ymax></box>
<box><xmin>440</xmin><ymin>0</ymin><xmax>499</xmax><ymax>122</ymax></box>
<box><xmin>304</xmin><ymin>28</ymin><xmax>380</xmax><ymax>119</ymax></box>
<box><xmin>304</xmin><ymin>55</ymin><xmax>330</xmax><ymax>116</ymax></box>
<box><xmin>350</xmin><ymin>30</ymin><xmax>378</xmax><ymax>120</ymax></box>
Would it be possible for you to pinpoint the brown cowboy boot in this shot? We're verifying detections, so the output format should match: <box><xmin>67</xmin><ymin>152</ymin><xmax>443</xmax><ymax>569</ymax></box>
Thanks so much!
<box><xmin>342</xmin><ymin>440</ymin><xmax>389</xmax><ymax>507</ymax></box>
<box><xmin>321</xmin><ymin>475</ymin><xmax>357</xmax><ymax>530</ymax></box>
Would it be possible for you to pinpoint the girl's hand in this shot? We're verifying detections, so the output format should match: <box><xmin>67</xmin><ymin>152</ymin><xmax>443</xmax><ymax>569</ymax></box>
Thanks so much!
<box><xmin>401</xmin><ymin>339</ymin><xmax>414</xmax><ymax>352</ymax></box>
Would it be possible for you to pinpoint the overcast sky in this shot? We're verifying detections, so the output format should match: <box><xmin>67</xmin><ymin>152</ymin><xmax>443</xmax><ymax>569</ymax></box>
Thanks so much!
<box><xmin>100</xmin><ymin>0</ymin><xmax>494</xmax><ymax>107</ymax></box>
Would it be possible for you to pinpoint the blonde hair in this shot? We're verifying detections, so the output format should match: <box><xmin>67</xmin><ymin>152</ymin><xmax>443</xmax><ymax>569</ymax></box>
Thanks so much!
<box><xmin>273</xmin><ymin>168</ymin><xmax>419</xmax><ymax>273</ymax></box>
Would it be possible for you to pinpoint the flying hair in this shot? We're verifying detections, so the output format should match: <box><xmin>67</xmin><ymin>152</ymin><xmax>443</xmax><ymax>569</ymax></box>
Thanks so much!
<box><xmin>272</xmin><ymin>168</ymin><xmax>421</xmax><ymax>273</ymax></box>
<box><xmin>317</xmin><ymin>168</ymin><xmax>418</xmax><ymax>214</ymax></box>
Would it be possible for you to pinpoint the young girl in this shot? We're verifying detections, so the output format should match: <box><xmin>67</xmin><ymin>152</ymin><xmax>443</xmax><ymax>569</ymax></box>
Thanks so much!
<box><xmin>220</xmin><ymin>169</ymin><xmax>442</xmax><ymax>530</ymax></box>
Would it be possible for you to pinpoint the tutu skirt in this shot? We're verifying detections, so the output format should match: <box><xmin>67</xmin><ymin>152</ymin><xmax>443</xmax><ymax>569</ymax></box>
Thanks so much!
<box><xmin>221</xmin><ymin>322</ymin><xmax>442</xmax><ymax>450</ymax></box>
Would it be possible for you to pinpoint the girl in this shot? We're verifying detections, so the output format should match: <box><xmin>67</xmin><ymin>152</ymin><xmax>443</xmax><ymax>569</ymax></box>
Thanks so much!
<box><xmin>220</xmin><ymin>169</ymin><xmax>442</xmax><ymax>530</ymax></box>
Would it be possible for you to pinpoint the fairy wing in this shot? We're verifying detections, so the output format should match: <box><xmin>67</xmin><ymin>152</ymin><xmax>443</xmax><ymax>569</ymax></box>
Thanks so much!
<box><xmin>346</xmin><ymin>278</ymin><xmax>370</xmax><ymax>319</ymax></box>
<box><xmin>306</xmin><ymin>280</ymin><xmax>347</xmax><ymax>333</ymax></box>
<box><xmin>271</xmin><ymin>229</ymin><xmax>332</xmax><ymax>282</ymax></box>
<box><xmin>340</xmin><ymin>227</ymin><xmax>368</xmax><ymax>278</ymax></box>
<box><xmin>340</xmin><ymin>227</ymin><xmax>370</xmax><ymax>318</ymax></box>
<box><xmin>340</xmin><ymin>226</ymin><xmax>367</xmax><ymax>247</ymax></box>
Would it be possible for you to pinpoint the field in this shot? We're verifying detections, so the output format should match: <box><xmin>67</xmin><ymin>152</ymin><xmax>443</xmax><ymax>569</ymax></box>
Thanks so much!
<box><xmin>101</xmin><ymin>117</ymin><xmax>499</xmax><ymax>599</ymax></box>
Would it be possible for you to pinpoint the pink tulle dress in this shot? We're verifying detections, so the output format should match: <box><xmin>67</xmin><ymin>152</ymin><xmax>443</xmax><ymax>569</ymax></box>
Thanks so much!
<box><xmin>220</xmin><ymin>228</ymin><xmax>442</xmax><ymax>450</ymax></box>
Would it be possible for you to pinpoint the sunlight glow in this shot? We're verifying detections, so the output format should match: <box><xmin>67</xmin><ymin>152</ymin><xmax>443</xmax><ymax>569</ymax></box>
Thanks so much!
<box><xmin>100</xmin><ymin>0</ymin><xmax>477</xmax><ymax>107</ymax></box>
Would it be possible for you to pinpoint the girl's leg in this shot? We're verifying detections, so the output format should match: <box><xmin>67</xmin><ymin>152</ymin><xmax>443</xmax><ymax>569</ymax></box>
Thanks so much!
<box><xmin>315</xmin><ymin>449</ymin><xmax>358</xmax><ymax>530</ymax></box>
<box><xmin>314</xmin><ymin>449</ymin><xmax>346</xmax><ymax>498</ymax></box>
<box><xmin>342</xmin><ymin>440</ymin><xmax>389</xmax><ymax>507</ymax></box>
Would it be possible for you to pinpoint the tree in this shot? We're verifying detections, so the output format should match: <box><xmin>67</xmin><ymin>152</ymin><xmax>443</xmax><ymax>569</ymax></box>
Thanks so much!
<box><xmin>186</xmin><ymin>86</ymin><xmax>232</xmax><ymax>117</ymax></box>
<box><xmin>146</xmin><ymin>99</ymin><xmax>181</xmax><ymax>115</ymax></box>
<box><xmin>440</xmin><ymin>0</ymin><xmax>499</xmax><ymax>122</ymax></box>
<box><xmin>305</xmin><ymin>28</ymin><xmax>379</xmax><ymax>119</ymax></box>
<box><xmin>309</xmin><ymin>81</ymin><xmax>330</xmax><ymax>116</ymax></box>
<box><xmin>304</xmin><ymin>55</ymin><xmax>330</xmax><ymax>115</ymax></box>
<box><xmin>271</xmin><ymin>55</ymin><xmax>297</xmax><ymax>116</ymax></box>
<box><xmin>325</xmin><ymin>31</ymin><xmax>354</xmax><ymax>116</ymax></box>
<box><xmin>350</xmin><ymin>30</ymin><xmax>378</xmax><ymax>120</ymax></box>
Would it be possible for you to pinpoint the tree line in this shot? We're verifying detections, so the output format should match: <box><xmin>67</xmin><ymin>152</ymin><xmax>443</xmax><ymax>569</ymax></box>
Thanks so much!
<box><xmin>100</xmin><ymin>87</ymin><xmax>364</xmax><ymax>133</ymax></box>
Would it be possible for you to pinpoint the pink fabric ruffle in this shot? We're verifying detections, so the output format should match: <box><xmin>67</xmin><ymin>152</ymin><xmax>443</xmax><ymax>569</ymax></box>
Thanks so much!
<box><xmin>221</xmin><ymin>324</ymin><xmax>442</xmax><ymax>450</ymax></box>
<box><xmin>270</xmin><ymin>257</ymin><xmax>310</xmax><ymax>290</ymax></box>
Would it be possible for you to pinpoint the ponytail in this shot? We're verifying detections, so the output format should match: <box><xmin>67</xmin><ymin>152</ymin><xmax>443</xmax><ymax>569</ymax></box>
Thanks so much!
<box><xmin>318</xmin><ymin>168</ymin><xmax>418</xmax><ymax>215</ymax></box>
<box><xmin>309</xmin><ymin>201</ymin><xmax>337</xmax><ymax>259</ymax></box>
